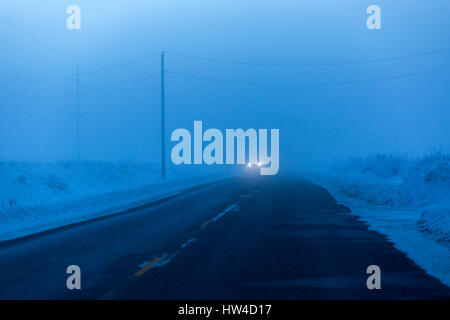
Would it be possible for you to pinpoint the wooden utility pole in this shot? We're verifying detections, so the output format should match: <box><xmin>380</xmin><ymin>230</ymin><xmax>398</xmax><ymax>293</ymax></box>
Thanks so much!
<box><xmin>76</xmin><ymin>64</ymin><xmax>80</xmax><ymax>162</ymax></box>
<box><xmin>161</xmin><ymin>52</ymin><xmax>166</xmax><ymax>179</ymax></box>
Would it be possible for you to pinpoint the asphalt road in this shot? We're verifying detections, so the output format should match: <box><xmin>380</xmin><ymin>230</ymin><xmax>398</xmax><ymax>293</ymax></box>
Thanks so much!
<box><xmin>0</xmin><ymin>174</ymin><xmax>449</xmax><ymax>299</ymax></box>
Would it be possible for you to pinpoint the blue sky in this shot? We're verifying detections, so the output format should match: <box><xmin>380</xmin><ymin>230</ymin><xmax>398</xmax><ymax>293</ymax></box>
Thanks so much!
<box><xmin>0</xmin><ymin>0</ymin><xmax>449</xmax><ymax>168</ymax></box>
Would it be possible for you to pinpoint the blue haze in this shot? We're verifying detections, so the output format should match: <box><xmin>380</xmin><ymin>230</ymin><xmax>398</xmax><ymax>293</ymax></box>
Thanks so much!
<box><xmin>0</xmin><ymin>0</ymin><xmax>449</xmax><ymax>171</ymax></box>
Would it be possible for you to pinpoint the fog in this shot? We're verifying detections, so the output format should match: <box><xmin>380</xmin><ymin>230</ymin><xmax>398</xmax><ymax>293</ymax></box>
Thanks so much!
<box><xmin>1</xmin><ymin>0</ymin><xmax>449</xmax><ymax>171</ymax></box>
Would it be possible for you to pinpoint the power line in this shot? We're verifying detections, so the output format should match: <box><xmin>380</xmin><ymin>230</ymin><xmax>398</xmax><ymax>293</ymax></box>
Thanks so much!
<box><xmin>0</xmin><ymin>11</ymin><xmax>161</xmax><ymax>77</ymax></box>
<box><xmin>166</xmin><ymin>48</ymin><xmax>450</xmax><ymax>67</ymax></box>
<box><xmin>79</xmin><ymin>52</ymin><xmax>161</xmax><ymax>75</ymax></box>
<box><xmin>2</xmin><ymin>46</ymin><xmax>447</xmax><ymax>80</ymax></box>
<box><xmin>0</xmin><ymin>72</ymin><xmax>74</xmax><ymax>80</ymax></box>
<box><xmin>0</xmin><ymin>13</ymin><xmax>64</xmax><ymax>58</ymax></box>
<box><xmin>77</xmin><ymin>72</ymin><xmax>160</xmax><ymax>94</ymax></box>
<box><xmin>0</xmin><ymin>90</ymin><xmax>75</xmax><ymax>101</ymax></box>
<box><xmin>0</xmin><ymin>72</ymin><xmax>159</xmax><ymax>101</ymax></box>
<box><xmin>166</xmin><ymin>65</ymin><xmax>450</xmax><ymax>87</ymax></box>
<box><xmin>0</xmin><ymin>14</ymin><xmax>161</xmax><ymax>81</ymax></box>
<box><xmin>0</xmin><ymin>37</ymin><xmax>52</xmax><ymax>71</ymax></box>
<box><xmin>1</xmin><ymin>48</ymin><xmax>448</xmax><ymax>98</ymax></box>
<box><xmin>0</xmin><ymin>52</ymin><xmax>161</xmax><ymax>80</ymax></box>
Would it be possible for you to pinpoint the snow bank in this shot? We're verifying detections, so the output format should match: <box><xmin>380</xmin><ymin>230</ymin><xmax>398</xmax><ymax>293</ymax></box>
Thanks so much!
<box><xmin>0</xmin><ymin>161</ymin><xmax>226</xmax><ymax>242</ymax></box>
<box><xmin>0</xmin><ymin>161</ymin><xmax>159</xmax><ymax>210</ymax></box>
<box><xmin>333</xmin><ymin>153</ymin><xmax>450</xmax><ymax>208</ymax></box>
<box><xmin>417</xmin><ymin>208</ymin><xmax>450</xmax><ymax>244</ymax></box>
<box><xmin>306</xmin><ymin>153</ymin><xmax>450</xmax><ymax>286</ymax></box>
<box><xmin>333</xmin><ymin>153</ymin><xmax>450</xmax><ymax>245</ymax></box>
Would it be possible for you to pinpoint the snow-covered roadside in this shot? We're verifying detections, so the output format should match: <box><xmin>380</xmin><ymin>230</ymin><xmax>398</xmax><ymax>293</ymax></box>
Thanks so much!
<box><xmin>0</xmin><ymin>161</ymin><xmax>229</xmax><ymax>242</ymax></box>
<box><xmin>304</xmin><ymin>154</ymin><xmax>450</xmax><ymax>287</ymax></box>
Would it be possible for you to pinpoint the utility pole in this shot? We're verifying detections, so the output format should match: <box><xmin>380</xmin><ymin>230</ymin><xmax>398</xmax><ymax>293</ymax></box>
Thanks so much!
<box><xmin>76</xmin><ymin>64</ymin><xmax>80</xmax><ymax>162</ymax></box>
<box><xmin>161</xmin><ymin>51</ymin><xmax>166</xmax><ymax>179</ymax></box>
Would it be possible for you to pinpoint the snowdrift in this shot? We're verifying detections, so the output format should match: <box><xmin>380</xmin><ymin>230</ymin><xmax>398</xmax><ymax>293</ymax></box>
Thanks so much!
<box><xmin>334</xmin><ymin>153</ymin><xmax>449</xmax><ymax>207</ymax></box>
<box><xmin>0</xmin><ymin>161</ymin><xmax>223</xmax><ymax>242</ymax></box>
<box><xmin>0</xmin><ymin>161</ymin><xmax>159</xmax><ymax>210</ymax></box>
<box><xmin>417</xmin><ymin>208</ymin><xmax>450</xmax><ymax>245</ymax></box>
<box><xmin>333</xmin><ymin>153</ymin><xmax>450</xmax><ymax>244</ymax></box>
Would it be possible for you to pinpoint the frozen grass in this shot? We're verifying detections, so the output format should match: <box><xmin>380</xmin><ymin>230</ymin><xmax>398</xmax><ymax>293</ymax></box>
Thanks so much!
<box><xmin>0</xmin><ymin>161</ymin><xmax>225</xmax><ymax>241</ymax></box>
<box><xmin>417</xmin><ymin>208</ymin><xmax>450</xmax><ymax>244</ymax></box>
<box><xmin>0</xmin><ymin>161</ymin><xmax>160</xmax><ymax>210</ymax></box>
<box><xmin>333</xmin><ymin>152</ymin><xmax>450</xmax><ymax>208</ymax></box>
<box><xmin>332</xmin><ymin>152</ymin><xmax>450</xmax><ymax>245</ymax></box>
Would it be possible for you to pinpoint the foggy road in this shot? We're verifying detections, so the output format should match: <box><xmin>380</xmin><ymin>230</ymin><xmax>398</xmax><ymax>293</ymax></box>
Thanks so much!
<box><xmin>0</xmin><ymin>175</ymin><xmax>449</xmax><ymax>299</ymax></box>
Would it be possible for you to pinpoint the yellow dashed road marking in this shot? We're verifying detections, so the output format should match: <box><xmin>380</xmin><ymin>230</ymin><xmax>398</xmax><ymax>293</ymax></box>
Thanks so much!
<box><xmin>201</xmin><ymin>220</ymin><xmax>210</xmax><ymax>229</ymax></box>
<box><xmin>134</xmin><ymin>257</ymin><xmax>161</xmax><ymax>277</ymax></box>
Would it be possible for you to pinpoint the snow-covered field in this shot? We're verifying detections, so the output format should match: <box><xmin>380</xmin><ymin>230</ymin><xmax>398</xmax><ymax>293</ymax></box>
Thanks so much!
<box><xmin>2</xmin><ymin>156</ymin><xmax>448</xmax><ymax>286</ymax></box>
<box><xmin>0</xmin><ymin>161</ymin><xmax>225</xmax><ymax>242</ymax></box>
<box><xmin>307</xmin><ymin>153</ymin><xmax>450</xmax><ymax>286</ymax></box>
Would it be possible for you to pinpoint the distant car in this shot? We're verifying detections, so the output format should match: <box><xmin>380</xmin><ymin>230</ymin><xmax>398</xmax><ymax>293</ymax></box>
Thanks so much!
<box><xmin>246</xmin><ymin>162</ymin><xmax>264</xmax><ymax>173</ymax></box>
